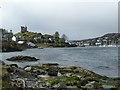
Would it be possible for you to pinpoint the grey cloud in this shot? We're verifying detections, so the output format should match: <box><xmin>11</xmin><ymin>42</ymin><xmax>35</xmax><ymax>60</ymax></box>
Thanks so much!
<box><xmin>2</xmin><ymin>1</ymin><xmax>118</xmax><ymax>40</ymax></box>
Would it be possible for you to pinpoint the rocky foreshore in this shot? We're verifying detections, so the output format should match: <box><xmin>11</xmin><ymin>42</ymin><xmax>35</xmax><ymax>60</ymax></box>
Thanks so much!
<box><xmin>1</xmin><ymin>61</ymin><xmax>120</xmax><ymax>90</ymax></box>
<box><xmin>6</xmin><ymin>56</ymin><xmax>39</xmax><ymax>62</ymax></box>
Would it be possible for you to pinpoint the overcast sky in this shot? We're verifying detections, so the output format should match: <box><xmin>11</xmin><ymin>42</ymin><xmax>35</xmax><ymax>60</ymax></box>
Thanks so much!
<box><xmin>0</xmin><ymin>0</ymin><xmax>119</xmax><ymax>40</ymax></box>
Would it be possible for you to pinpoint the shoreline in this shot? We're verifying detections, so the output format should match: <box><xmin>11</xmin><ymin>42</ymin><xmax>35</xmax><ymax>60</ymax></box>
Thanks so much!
<box><xmin>1</xmin><ymin>46</ymin><xmax>118</xmax><ymax>53</ymax></box>
<box><xmin>1</xmin><ymin>61</ymin><xmax>120</xmax><ymax>89</ymax></box>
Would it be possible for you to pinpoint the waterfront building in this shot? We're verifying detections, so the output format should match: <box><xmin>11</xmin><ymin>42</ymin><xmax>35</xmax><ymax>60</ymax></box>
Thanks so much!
<box><xmin>12</xmin><ymin>36</ymin><xmax>17</xmax><ymax>41</ymax></box>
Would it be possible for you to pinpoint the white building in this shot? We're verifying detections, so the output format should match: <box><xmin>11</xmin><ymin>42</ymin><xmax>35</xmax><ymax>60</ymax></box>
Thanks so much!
<box><xmin>27</xmin><ymin>42</ymin><xmax>35</xmax><ymax>47</ymax></box>
<box><xmin>12</xmin><ymin>36</ymin><xmax>17</xmax><ymax>41</ymax></box>
<box><xmin>18</xmin><ymin>41</ymin><xmax>24</xmax><ymax>44</ymax></box>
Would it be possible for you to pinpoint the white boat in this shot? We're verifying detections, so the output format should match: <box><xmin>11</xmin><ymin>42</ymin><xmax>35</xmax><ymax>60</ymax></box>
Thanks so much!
<box><xmin>99</xmin><ymin>45</ymin><xmax>117</xmax><ymax>47</ymax></box>
<box><xmin>38</xmin><ymin>47</ymin><xmax>44</xmax><ymax>49</ymax></box>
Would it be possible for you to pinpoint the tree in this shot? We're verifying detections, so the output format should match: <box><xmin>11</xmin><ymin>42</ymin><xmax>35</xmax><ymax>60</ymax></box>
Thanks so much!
<box><xmin>61</xmin><ymin>34</ymin><xmax>68</xmax><ymax>42</ymax></box>
<box><xmin>54</xmin><ymin>31</ymin><xmax>60</xmax><ymax>42</ymax></box>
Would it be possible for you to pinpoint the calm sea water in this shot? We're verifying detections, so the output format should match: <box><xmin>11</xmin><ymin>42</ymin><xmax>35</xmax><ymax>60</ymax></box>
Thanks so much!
<box><xmin>1</xmin><ymin>47</ymin><xmax>119</xmax><ymax>77</ymax></box>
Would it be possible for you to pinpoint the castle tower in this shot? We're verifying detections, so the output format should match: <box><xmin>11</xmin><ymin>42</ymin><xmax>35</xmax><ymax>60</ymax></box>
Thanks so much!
<box><xmin>21</xmin><ymin>25</ymin><xmax>28</xmax><ymax>33</ymax></box>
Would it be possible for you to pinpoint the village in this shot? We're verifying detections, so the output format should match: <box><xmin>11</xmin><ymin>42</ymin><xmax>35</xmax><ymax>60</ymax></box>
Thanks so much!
<box><xmin>0</xmin><ymin>26</ymin><xmax>120</xmax><ymax>52</ymax></box>
<box><xmin>69</xmin><ymin>33</ymin><xmax>120</xmax><ymax>47</ymax></box>
<box><xmin>0</xmin><ymin>26</ymin><xmax>70</xmax><ymax>52</ymax></box>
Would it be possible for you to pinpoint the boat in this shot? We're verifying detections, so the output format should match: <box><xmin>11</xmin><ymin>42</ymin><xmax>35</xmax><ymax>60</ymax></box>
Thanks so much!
<box><xmin>38</xmin><ymin>47</ymin><xmax>44</xmax><ymax>49</ymax></box>
<box><xmin>79</xmin><ymin>45</ymin><xmax>85</xmax><ymax>47</ymax></box>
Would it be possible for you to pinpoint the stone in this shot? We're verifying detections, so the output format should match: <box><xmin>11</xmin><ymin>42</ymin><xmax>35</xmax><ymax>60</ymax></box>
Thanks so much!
<box><xmin>67</xmin><ymin>86</ymin><xmax>78</xmax><ymax>88</ymax></box>
<box><xmin>37</xmin><ymin>74</ymin><xmax>49</xmax><ymax>78</ymax></box>
<box><xmin>11</xmin><ymin>78</ymin><xmax>25</xmax><ymax>88</ymax></box>
<box><xmin>10</xmin><ymin>64</ymin><xmax>18</xmax><ymax>68</ymax></box>
<box><xmin>0</xmin><ymin>61</ymin><xmax>5</xmax><ymax>65</ymax></box>
<box><xmin>46</xmin><ymin>82</ymin><xmax>51</xmax><ymax>87</ymax></box>
<box><xmin>7</xmin><ymin>55</ymin><xmax>39</xmax><ymax>61</ymax></box>
<box><xmin>82</xmin><ymin>81</ymin><xmax>97</xmax><ymax>89</ymax></box>
<box><xmin>43</xmin><ymin>63</ymin><xmax>59</xmax><ymax>67</ymax></box>
<box><xmin>32</xmin><ymin>68</ymin><xmax>47</xmax><ymax>75</ymax></box>
<box><xmin>53</xmin><ymin>84</ymin><xmax>59</xmax><ymax>88</ymax></box>
<box><xmin>57</xmin><ymin>72</ymin><xmax>62</xmax><ymax>76</ymax></box>
<box><xmin>102</xmin><ymin>85</ymin><xmax>114</xmax><ymax>89</ymax></box>
<box><xmin>24</xmin><ymin>66</ymin><xmax>32</xmax><ymax>72</ymax></box>
<box><xmin>32</xmin><ymin>69</ymin><xmax>38</xmax><ymax>73</ymax></box>
<box><xmin>57</xmin><ymin>82</ymin><xmax>67</xmax><ymax>89</ymax></box>
<box><xmin>52</xmin><ymin>83</ymin><xmax>67</xmax><ymax>89</ymax></box>
<box><xmin>47</xmin><ymin>69</ymin><xmax>58</xmax><ymax>76</ymax></box>
<box><xmin>65</xmin><ymin>73</ymin><xmax>72</xmax><ymax>77</ymax></box>
<box><xmin>7</xmin><ymin>67</ymin><xmax>15</xmax><ymax>73</ymax></box>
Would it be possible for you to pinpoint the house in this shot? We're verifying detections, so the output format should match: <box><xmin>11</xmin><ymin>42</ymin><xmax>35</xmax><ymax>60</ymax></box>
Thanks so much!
<box><xmin>2</xmin><ymin>35</ymin><xmax>8</xmax><ymax>41</ymax></box>
<box><xmin>18</xmin><ymin>41</ymin><xmax>24</xmax><ymax>44</ymax></box>
<box><xmin>95</xmin><ymin>39</ymin><xmax>102</xmax><ymax>46</ymax></box>
<box><xmin>12</xmin><ymin>36</ymin><xmax>17</xmax><ymax>41</ymax></box>
<box><xmin>96</xmin><ymin>42</ymin><xmax>102</xmax><ymax>46</ymax></box>
<box><xmin>27</xmin><ymin>42</ymin><xmax>35</xmax><ymax>47</ymax></box>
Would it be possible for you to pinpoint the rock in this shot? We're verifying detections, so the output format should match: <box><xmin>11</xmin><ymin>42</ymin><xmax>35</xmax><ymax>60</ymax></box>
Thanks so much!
<box><xmin>81</xmin><ymin>81</ymin><xmax>99</xmax><ymax>89</ymax></box>
<box><xmin>7</xmin><ymin>67</ymin><xmax>15</xmax><ymax>73</ymax></box>
<box><xmin>37</xmin><ymin>74</ymin><xmax>49</xmax><ymax>78</ymax></box>
<box><xmin>3</xmin><ymin>63</ymin><xmax>120</xmax><ymax>89</ymax></box>
<box><xmin>10</xmin><ymin>64</ymin><xmax>18</xmax><ymax>68</ymax></box>
<box><xmin>67</xmin><ymin>86</ymin><xmax>78</xmax><ymax>88</ymax></box>
<box><xmin>37</xmin><ymin>81</ymin><xmax>47</xmax><ymax>88</ymax></box>
<box><xmin>63</xmin><ymin>68</ymin><xmax>73</xmax><ymax>73</ymax></box>
<box><xmin>102</xmin><ymin>85</ymin><xmax>114</xmax><ymax>89</ymax></box>
<box><xmin>52</xmin><ymin>83</ymin><xmax>67</xmax><ymax>89</ymax></box>
<box><xmin>46</xmin><ymin>82</ymin><xmax>51</xmax><ymax>87</ymax></box>
<box><xmin>24</xmin><ymin>66</ymin><xmax>32</xmax><ymax>72</ymax></box>
<box><xmin>52</xmin><ymin>85</ymin><xmax>58</xmax><ymax>88</ymax></box>
<box><xmin>57</xmin><ymin>82</ymin><xmax>67</xmax><ymax>89</ymax></box>
<box><xmin>25</xmin><ymin>79</ymin><xmax>38</xmax><ymax>88</ymax></box>
<box><xmin>43</xmin><ymin>63</ymin><xmax>59</xmax><ymax>67</ymax></box>
<box><xmin>65</xmin><ymin>73</ymin><xmax>72</xmax><ymax>77</ymax></box>
<box><xmin>32</xmin><ymin>69</ymin><xmax>38</xmax><ymax>73</ymax></box>
<box><xmin>33</xmin><ymin>69</ymin><xmax>46</xmax><ymax>75</ymax></box>
<box><xmin>47</xmin><ymin>69</ymin><xmax>58</xmax><ymax>76</ymax></box>
<box><xmin>76</xmin><ymin>75</ymin><xmax>82</xmax><ymax>79</ymax></box>
<box><xmin>0</xmin><ymin>61</ymin><xmax>5</xmax><ymax>65</ymax></box>
<box><xmin>7</xmin><ymin>56</ymin><xmax>39</xmax><ymax>61</ymax></box>
<box><xmin>11</xmin><ymin>78</ymin><xmax>25</xmax><ymax>88</ymax></box>
<box><xmin>57</xmin><ymin>72</ymin><xmax>62</xmax><ymax>76</ymax></box>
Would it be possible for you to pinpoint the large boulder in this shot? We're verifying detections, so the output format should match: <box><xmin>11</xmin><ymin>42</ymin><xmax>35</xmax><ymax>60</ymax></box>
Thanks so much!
<box><xmin>81</xmin><ymin>81</ymin><xmax>101</xmax><ymax>89</ymax></box>
<box><xmin>7</xmin><ymin>67</ymin><xmax>15</xmax><ymax>73</ymax></box>
<box><xmin>10</xmin><ymin>64</ymin><xmax>18</xmax><ymax>68</ymax></box>
<box><xmin>32</xmin><ymin>69</ymin><xmax>46</xmax><ymax>75</ymax></box>
<box><xmin>46</xmin><ymin>69</ymin><xmax>58</xmax><ymax>76</ymax></box>
<box><xmin>43</xmin><ymin>63</ymin><xmax>59</xmax><ymax>67</ymax></box>
<box><xmin>57</xmin><ymin>82</ymin><xmax>67</xmax><ymax>89</ymax></box>
<box><xmin>7</xmin><ymin>56</ymin><xmax>39</xmax><ymax>61</ymax></box>
<box><xmin>24</xmin><ymin>66</ymin><xmax>32</xmax><ymax>72</ymax></box>
<box><xmin>0</xmin><ymin>61</ymin><xmax>6</xmax><ymax>65</ymax></box>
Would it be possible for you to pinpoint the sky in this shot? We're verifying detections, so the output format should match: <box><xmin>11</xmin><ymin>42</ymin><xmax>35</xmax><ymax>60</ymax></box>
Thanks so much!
<box><xmin>0</xmin><ymin>0</ymin><xmax>119</xmax><ymax>40</ymax></box>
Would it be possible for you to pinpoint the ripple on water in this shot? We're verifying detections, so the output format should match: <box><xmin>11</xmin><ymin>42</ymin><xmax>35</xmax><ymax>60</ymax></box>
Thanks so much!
<box><xmin>95</xmin><ymin>66</ymin><xmax>111</xmax><ymax>70</ymax></box>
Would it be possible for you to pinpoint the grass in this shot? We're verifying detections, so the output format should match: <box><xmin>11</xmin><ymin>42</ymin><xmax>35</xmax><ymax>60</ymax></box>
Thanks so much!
<box><xmin>0</xmin><ymin>65</ymin><xmax>14</xmax><ymax>89</ymax></box>
<box><xmin>36</xmin><ymin>43</ymin><xmax>52</xmax><ymax>48</ymax></box>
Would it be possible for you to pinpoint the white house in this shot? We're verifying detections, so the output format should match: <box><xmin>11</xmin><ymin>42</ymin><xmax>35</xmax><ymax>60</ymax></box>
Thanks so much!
<box><xmin>18</xmin><ymin>41</ymin><xmax>24</xmax><ymax>44</ymax></box>
<box><xmin>27</xmin><ymin>42</ymin><xmax>35</xmax><ymax>47</ymax></box>
<box><xmin>12</xmin><ymin>36</ymin><xmax>17</xmax><ymax>41</ymax></box>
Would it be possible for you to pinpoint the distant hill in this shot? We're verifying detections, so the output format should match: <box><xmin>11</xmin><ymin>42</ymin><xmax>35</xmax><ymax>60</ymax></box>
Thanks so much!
<box><xmin>101</xmin><ymin>33</ymin><xmax>120</xmax><ymax>39</ymax></box>
<box><xmin>72</xmin><ymin>33</ymin><xmax>120</xmax><ymax>42</ymax></box>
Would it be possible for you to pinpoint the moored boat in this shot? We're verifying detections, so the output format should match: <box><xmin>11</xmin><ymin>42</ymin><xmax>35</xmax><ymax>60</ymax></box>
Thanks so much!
<box><xmin>38</xmin><ymin>47</ymin><xmax>44</xmax><ymax>49</ymax></box>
